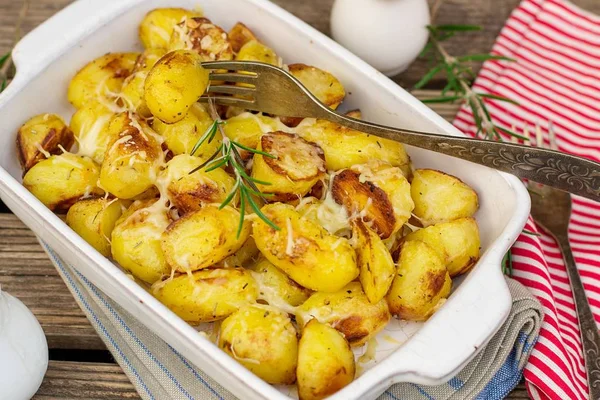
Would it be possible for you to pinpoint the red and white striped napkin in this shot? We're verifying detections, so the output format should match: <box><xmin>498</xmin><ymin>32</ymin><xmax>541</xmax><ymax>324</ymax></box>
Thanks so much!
<box><xmin>453</xmin><ymin>0</ymin><xmax>600</xmax><ymax>398</ymax></box>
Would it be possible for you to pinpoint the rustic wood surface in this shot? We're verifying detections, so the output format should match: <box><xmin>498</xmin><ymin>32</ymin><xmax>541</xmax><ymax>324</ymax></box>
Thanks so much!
<box><xmin>3</xmin><ymin>0</ymin><xmax>599</xmax><ymax>398</ymax></box>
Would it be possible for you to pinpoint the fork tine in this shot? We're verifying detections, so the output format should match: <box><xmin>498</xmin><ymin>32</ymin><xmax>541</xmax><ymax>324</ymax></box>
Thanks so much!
<box><xmin>202</xmin><ymin>61</ymin><xmax>267</xmax><ymax>72</ymax></box>
<box><xmin>198</xmin><ymin>95</ymin><xmax>257</xmax><ymax>109</ymax></box>
<box><xmin>209</xmin><ymin>72</ymin><xmax>257</xmax><ymax>85</ymax></box>
<box><xmin>206</xmin><ymin>85</ymin><xmax>256</xmax><ymax>97</ymax></box>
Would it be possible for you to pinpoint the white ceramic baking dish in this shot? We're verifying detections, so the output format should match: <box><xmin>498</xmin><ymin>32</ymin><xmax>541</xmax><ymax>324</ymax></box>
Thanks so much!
<box><xmin>0</xmin><ymin>0</ymin><xmax>531</xmax><ymax>399</ymax></box>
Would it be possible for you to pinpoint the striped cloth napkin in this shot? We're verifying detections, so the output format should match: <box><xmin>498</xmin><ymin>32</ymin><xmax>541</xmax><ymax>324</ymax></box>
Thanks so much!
<box><xmin>453</xmin><ymin>0</ymin><xmax>600</xmax><ymax>398</ymax></box>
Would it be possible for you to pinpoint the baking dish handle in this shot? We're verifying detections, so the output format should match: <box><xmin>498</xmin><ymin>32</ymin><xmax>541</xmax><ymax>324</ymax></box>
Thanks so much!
<box><xmin>11</xmin><ymin>0</ymin><xmax>138</xmax><ymax>77</ymax></box>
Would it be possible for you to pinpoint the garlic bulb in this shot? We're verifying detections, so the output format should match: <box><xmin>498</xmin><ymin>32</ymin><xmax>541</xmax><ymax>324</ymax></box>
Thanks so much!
<box><xmin>331</xmin><ymin>0</ymin><xmax>431</xmax><ymax>76</ymax></box>
<box><xmin>0</xmin><ymin>288</ymin><xmax>48</xmax><ymax>400</ymax></box>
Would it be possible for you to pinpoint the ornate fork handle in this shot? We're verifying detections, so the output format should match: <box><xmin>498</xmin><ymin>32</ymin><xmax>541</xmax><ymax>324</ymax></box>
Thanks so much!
<box><xmin>324</xmin><ymin>112</ymin><xmax>600</xmax><ymax>202</ymax></box>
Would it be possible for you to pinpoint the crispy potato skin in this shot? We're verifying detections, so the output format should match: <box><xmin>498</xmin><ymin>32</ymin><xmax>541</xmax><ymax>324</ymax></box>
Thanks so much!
<box><xmin>297</xmin><ymin>320</ymin><xmax>355</xmax><ymax>400</ymax></box>
<box><xmin>411</xmin><ymin>169</ymin><xmax>479</xmax><ymax>227</ymax></box>
<box><xmin>23</xmin><ymin>154</ymin><xmax>102</xmax><ymax>212</ymax></box>
<box><xmin>252</xmin><ymin>132</ymin><xmax>325</xmax><ymax>201</ymax></box>
<box><xmin>70</xmin><ymin>101</ymin><xmax>115</xmax><ymax>163</ymax></box>
<box><xmin>219</xmin><ymin>305</ymin><xmax>298</xmax><ymax>384</ymax></box>
<box><xmin>296</xmin><ymin>282</ymin><xmax>390</xmax><ymax>347</ymax></box>
<box><xmin>253</xmin><ymin>203</ymin><xmax>358</xmax><ymax>292</ymax></box>
<box><xmin>229</xmin><ymin>22</ymin><xmax>259</xmax><ymax>53</ymax></box>
<box><xmin>153</xmin><ymin>103</ymin><xmax>221</xmax><ymax>159</ymax></box>
<box><xmin>236</xmin><ymin>40</ymin><xmax>278</xmax><ymax>65</ymax></box>
<box><xmin>153</xmin><ymin>268</ymin><xmax>258</xmax><ymax>323</ymax></box>
<box><xmin>144</xmin><ymin>50</ymin><xmax>210</xmax><ymax>123</ymax></box>
<box><xmin>16</xmin><ymin>114</ymin><xmax>75</xmax><ymax>173</ymax></box>
<box><xmin>111</xmin><ymin>201</ymin><xmax>171</xmax><ymax>283</ymax></box>
<box><xmin>169</xmin><ymin>17</ymin><xmax>233</xmax><ymax>61</ymax></box>
<box><xmin>66</xmin><ymin>198</ymin><xmax>126</xmax><ymax>257</ymax></box>
<box><xmin>139</xmin><ymin>8</ymin><xmax>202</xmax><ymax>49</ymax></box>
<box><xmin>296</xmin><ymin>119</ymin><xmax>411</xmax><ymax>173</ymax></box>
<box><xmin>386</xmin><ymin>240</ymin><xmax>452</xmax><ymax>321</ymax></box>
<box><xmin>99</xmin><ymin>113</ymin><xmax>162</xmax><ymax>199</ymax></box>
<box><xmin>161</xmin><ymin>154</ymin><xmax>236</xmax><ymax>214</ymax></box>
<box><xmin>249</xmin><ymin>258</ymin><xmax>312</xmax><ymax>308</ymax></box>
<box><xmin>405</xmin><ymin>217</ymin><xmax>480</xmax><ymax>277</ymax></box>
<box><xmin>67</xmin><ymin>53</ymin><xmax>138</xmax><ymax>109</ymax></box>
<box><xmin>352</xmin><ymin>220</ymin><xmax>396</xmax><ymax>304</ymax></box>
<box><xmin>161</xmin><ymin>205</ymin><xmax>250</xmax><ymax>272</ymax></box>
<box><xmin>289</xmin><ymin>64</ymin><xmax>345</xmax><ymax>109</ymax></box>
<box><xmin>121</xmin><ymin>48</ymin><xmax>166</xmax><ymax>117</ymax></box>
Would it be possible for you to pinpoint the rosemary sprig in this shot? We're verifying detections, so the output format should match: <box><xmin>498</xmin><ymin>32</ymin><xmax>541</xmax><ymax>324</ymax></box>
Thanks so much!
<box><xmin>188</xmin><ymin>103</ymin><xmax>280</xmax><ymax>237</ymax></box>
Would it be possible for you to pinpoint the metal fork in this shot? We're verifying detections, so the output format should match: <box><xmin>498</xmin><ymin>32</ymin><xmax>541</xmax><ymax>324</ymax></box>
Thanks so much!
<box><xmin>199</xmin><ymin>61</ymin><xmax>600</xmax><ymax>202</ymax></box>
<box><xmin>525</xmin><ymin>123</ymin><xmax>600</xmax><ymax>399</ymax></box>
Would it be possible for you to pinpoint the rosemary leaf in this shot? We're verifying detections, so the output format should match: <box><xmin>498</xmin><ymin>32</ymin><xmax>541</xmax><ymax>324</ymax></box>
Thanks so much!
<box><xmin>190</xmin><ymin>119</ymin><xmax>223</xmax><ymax>156</ymax></box>
<box><xmin>237</xmin><ymin>187</ymin><xmax>247</xmax><ymax>238</ymax></box>
<box><xmin>478</xmin><ymin>92</ymin><xmax>520</xmax><ymax>106</ymax></box>
<box><xmin>414</xmin><ymin>64</ymin><xmax>444</xmax><ymax>89</ymax></box>
<box><xmin>421</xmin><ymin>95</ymin><xmax>463</xmax><ymax>103</ymax></box>
<box><xmin>243</xmin><ymin>186</ymin><xmax>279</xmax><ymax>231</ymax></box>
<box><xmin>0</xmin><ymin>52</ymin><xmax>8</xmax><ymax>68</ymax></box>
<box><xmin>494</xmin><ymin>124</ymin><xmax>530</xmax><ymax>141</ymax></box>
<box><xmin>502</xmin><ymin>250</ymin><xmax>513</xmax><ymax>276</ymax></box>
<box><xmin>219</xmin><ymin>180</ymin><xmax>240</xmax><ymax>210</ymax></box>
<box><xmin>457</xmin><ymin>54</ymin><xmax>515</xmax><ymax>63</ymax></box>
<box><xmin>434</xmin><ymin>24</ymin><xmax>482</xmax><ymax>32</ymax></box>
<box><xmin>523</xmin><ymin>229</ymin><xmax>541</xmax><ymax>237</ymax></box>
<box><xmin>231</xmin><ymin>140</ymin><xmax>276</xmax><ymax>158</ymax></box>
<box><xmin>0</xmin><ymin>78</ymin><xmax>6</xmax><ymax>93</ymax></box>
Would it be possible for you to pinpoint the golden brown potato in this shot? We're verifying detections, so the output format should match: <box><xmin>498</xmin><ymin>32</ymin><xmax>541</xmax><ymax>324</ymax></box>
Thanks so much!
<box><xmin>111</xmin><ymin>201</ymin><xmax>171</xmax><ymax>283</ymax></box>
<box><xmin>236</xmin><ymin>40</ymin><xmax>278</xmax><ymax>65</ymax></box>
<box><xmin>253</xmin><ymin>203</ymin><xmax>358</xmax><ymax>292</ymax></box>
<box><xmin>296</xmin><ymin>282</ymin><xmax>390</xmax><ymax>347</ymax></box>
<box><xmin>120</xmin><ymin>48</ymin><xmax>166</xmax><ymax>117</ymax></box>
<box><xmin>222</xmin><ymin>112</ymin><xmax>279</xmax><ymax>152</ymax></box>
<box><xmin>252</xmin><ymin>132</ymin><xmax>325</xmax><ymax>201</ymax></box>
<box><xmin>297</xmin><ymin>319</ymin><xmax>355</xmax><ymax>400</ymax></box>
<box><xmin>289</xmin><ymin>64</ymin><xmax>345</xmax><ymax>109</ymax></box>
<box><xmin>386</xmin><ymin>240</ymin><xmax>452</xmax><ymax>321</ymax></box>
<box><xmin>160</xmin><ymin>154</ymin><xmax>236</xmax><ymax>214</ymax></box>
<box><xmin>161</xmin><ymin>205</ymin><xmax>250</xmax><ymax>272</ymax></box>
<box><xmin>411</xmin><ymin>169</ymin><xmax>479</xmax><ymax>227</ymax></box>
<box><xmin>66</xmin><ymin>198</ymin><xmax>126</xmax><ymax>257</ymax></box>
<box><xmin>139</xmin><ymin>8</ymin><xmax>202</xmax><ymax>49</ymax></box>
<box><xmin>70</xmin><ymin>101</ymin><xmax>115</xmax><ymax>163</ymax></box>
<box><xmin>144</xmin><ymin>50</ymin><xmax>210</xmax><ymax>124</ymax></box>
<box><xmin>352</xmin><ymin>220</ymin><xmax>395</xmax><ymax>304</ymax></box>
<box><xmin>228</xmin><ymin>22</ymin><xmax>259</xmax><ymax>53</ymax></box>
<box><xmin>405</xmin><ymin>217</ymin><xmax>480</xmax><ymax>277</ymax></box>
<box><xmin>249</xmin><ymin>258</ymin><xmax>312</xmax><ymax>309</ymax></box>
<box><xmin>331</xmin><ymin>160</ymin><xmax>414</xmax><ymax>238</ymax></box>
<box><xmin>17</xmin><ymin>114</ymin><xmax>75</xmax><ymax>173</ymax></box>
<box><xmin>296</xmin><ymin>119</ymin><xmax>411</xmax><ymax>174</ymax></box>
<box><xmin>169</xmin><ymin>17</ymin><xmax>233</xmax><ymax>61</ymax></box>
<box><xmin>221</xmin><ymin>237</ymin><xmax>260</xmax><ymax>268</ymax></box>
<box><xmin>153</xmin><ymin>268</ymin><xmax>258</xmax><ymax>323</ymax></box>
<box><xmin>99</xmin><ymin>113</ymin><xmax>162</xmax><ymax>199</ymax></box>
<box><xmin>152</xmin><ymin>103</ymin><xmax>221</xmax><ymax>160</ymax></box>
<box><xmin>219</xmin><ymin>304</ymin><xmax>298</xmax><ymax>384</ymax></box>
<box><xmin>23</xmin><ymin>153</ymin><xmax>101</xmax><ymax>212</ymax></box>
<box><xmin>67</xmin><ymin>53</ymin><xmax>138</xmax><ymax>109</ymax></box>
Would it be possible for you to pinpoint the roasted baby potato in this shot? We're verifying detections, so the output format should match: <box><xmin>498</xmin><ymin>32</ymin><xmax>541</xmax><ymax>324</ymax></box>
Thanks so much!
<box><xmin>69</xmin><ymin>101</ymin><xmax>115</xmax><ymax>163</ymax></box>
<box><xmin>236</xmin><ymin>40</ymin><xmax>278</xmax><ymax>65</ymax></box>
<box><xmin>352</xmin><ymin>220</ymin><xmax>395</xmax><ymax>304</ymax></box>
<box><xmin>17</xmin><ymin>114</ymin><xmax>75</xmax><ymax>173</ymax></box>
<box><xmin>222</xmin><ymin>237</ymin><xmax>260</xmax><ymax>268</ymax></box>
<box><xmin>66</xmin><ymin>198</ymin><xmax>126</xmax><ymax>257</ymax></box>
<box><xmin>161</xmin><ymin>205</ymin><xmax>250</xmax><ymax>272</ymax></box>
<box><xmin>249</xmin><ymin>258</ymin><xmax>312</xmax><ymax>309</ymax></box>
<box><xmin>152</xmin><ymin>103</ymin><xmax>221</xmax><ymax>160</ymax></box>
<box><xmin>169</xmin><ymin>17</ymin><xmax>233</xmax><ymax>61</ymax></box>
<box><xmin>153</xmin><ymin>268</ymin><xmax>258</xmax><ymax>323</ymax></box>
<box><xmin>23</xmin><ymin>154</ymin><xmax>101</xmax><ymax>212</ymax></box>
<box><xmin>296</xmin><ymin>282</ymin><xmax>390</xmax><ymax>347</ymax></box>
<box><xmin>111</xmin><ymin>200</ymin><xmax>171</xmax><ymax>283</ymax></box>
<box><xmin>139</xmin><ymin>8</ymin><xmax>202</xmax><ymax>49</ymax></box>
<box><xmin>222</xmin><ymin>112</ymin><xmax>279</xmax><ymax>152</ymax></box>
<box><xmin>297</xmin><ymin>319</ymin><xmax>355</xmax><ymax>400</ymax></box>
<box><xmin>411</xmin><ymin>169</ymin><xmax>479</xmax><ymax>227</ymax></box>
<box><xmin>144</xmin><ymin>50</ymin><xmax>210</xmax><ymax>124</ymax></box>
<box><xmin>297</xmin><ymin>119</ymin><xmax>411</xmax><ymax>174</ymax></box>
<box><xmin>99</xmin><ymin>113</ymin><xmax>162</xmax><ymax>199</ymax></box>
<box><xmin>386</xmin><ymin>240</ymin><xmax>452</xmax><ymax>321</ymax></box>
<box><xmin>252</xmin><ymin>132</ymin><xmax>326</xmax><ymax>201</ymax></box>
<box><xmin>332</xmin><ymin>160</ymin><xmax>414</xmax><ymax>238</ymax></box>
<box><xmin>289</xmin><ymin>64</ymin><xmax>345</xmax><ymax>109</ymax></box>
<box><xmin>253</xmin><ymin>203</ymin><xmax>358</xmax><ymax>292</ymax></box>
<box><xmin>67</xmin><ymin>52</ymin><xmax>138</xmax><ymax>109</ymax></box>
<box><xmin>219</xmin><ymin>305</ymin><xmax>298</xmax><ymax>384</ymax></box>
<box><xmin>161</xmin><ymin>154</ymin><xmax>236</xmax><ymax>214</ymax></box>
<box><xmin>228</xmin><ymin>22</ymin><xmax>259</xmax><ymax>53</ymax></box>
<box><xmin>120</xmin><ymin>48</ymin><xmax>166</xmax><ymax>117</ymax></box>
<box><xmin>405</xmin><ymin>217</ymin><xmax>480</xmax><ymax>277</ymax></box>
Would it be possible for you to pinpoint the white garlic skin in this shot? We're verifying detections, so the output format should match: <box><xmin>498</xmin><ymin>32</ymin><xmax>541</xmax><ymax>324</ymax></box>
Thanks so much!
<box><xmin>331</xmin><ymin>0</ymin><xmax>431</xmax><ymax>76</ymax></box>
<box><xmin>0</xmin><ymin>290</ymin><xmax>48</xmax><ymax>400</ymax></box>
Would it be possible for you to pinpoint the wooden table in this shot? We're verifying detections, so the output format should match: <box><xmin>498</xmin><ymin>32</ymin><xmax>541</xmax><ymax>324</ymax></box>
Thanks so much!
<box><xmin>1</xmin><ymin>0</ymin><xmax>599</xmax><ymax>398</ymax></box>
